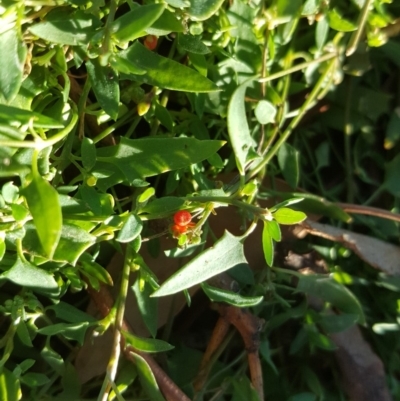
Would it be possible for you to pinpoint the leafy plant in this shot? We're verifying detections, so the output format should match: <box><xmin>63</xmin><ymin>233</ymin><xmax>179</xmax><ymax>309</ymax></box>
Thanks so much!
<box><xmin>0</xmin><ymin>0</ymin><xmax>399</xmax><ymax>400</ymax></box>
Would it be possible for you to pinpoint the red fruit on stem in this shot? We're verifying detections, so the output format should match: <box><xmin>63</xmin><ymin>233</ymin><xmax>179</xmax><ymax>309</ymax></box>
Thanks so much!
<box><xmin>174</xmin><ymin>210</ymin><xmax>192</xmax><ymax>227</ymax></box>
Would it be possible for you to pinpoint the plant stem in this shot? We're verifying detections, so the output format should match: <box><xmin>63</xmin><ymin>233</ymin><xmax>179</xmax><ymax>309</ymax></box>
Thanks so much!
<box><xmin>248</xmin><ymin>55</ymin><xmax>338</xmax><ymax>180</ymax></box>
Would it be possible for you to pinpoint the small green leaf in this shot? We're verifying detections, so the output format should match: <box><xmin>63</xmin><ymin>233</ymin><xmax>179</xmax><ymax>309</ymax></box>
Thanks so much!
<box><xmin>187</xmin><ymin>0</ymin><xmax>225</xmax><ymax>21</ymax></box>
<box><xmin>46</xmin><ymin>301</ymin><xmax>97</xmax><ymax>324</ymax></box>
<box><xmin>228</xmin><ymin>80</ymin><xmax>255</xmax><ymax>175</ymax></box>
<box><xmin>0</xmin><ymin>368</ymin><xmax>21</xmax><ymax>401</ymax></box>
<box><xmin>137</xmin><ymin>187</ymin><xmax>156</xmax><ymax>204</ymax></box>
<box><xmin>269</xmin><ymin>197</ymin><xmax>304</xmax><ymax>212</ymax></box>
<box><xmin>297</xmin><ymin>275</ymin><xmax>365</xmax><ymax>324</ymax></box>
<box><xmin>118</xmin><ymin>42</ymin><xmax>219</xmax><ymax>92</ymax></box>
<box><xmin>201</xmin><ymin>283</ymin><xmax>263</xmax><ymax>307</ymax></box>
<box><xmin>80</xmin><ymin>260</ymin><xmax>114</xmax><ymax>286</ymax></box>
<box><xmin>122</xmin><ymin>330</ymin><xmax>173</xmax><ymax>353</ymax></box>
<box><xmin>0</xmin><ymin>27</ymin><xmax>27</xmax><ymax>102</ymax></box>
<box><xmin>111</xmin><ymin>4</ymin><xmax>165</xmax><ymax>43</ymax></box>
<box><xmin>277</xmin><ymin>142</ymin><xmax>300</xmax><ymax>189</ymax></box>
<box><xmin>254</xmin><ymin>100</ymin><xmax>276</xmax><ymax>124</ymax></box>
<box><xmin>140</xmin><ymin>197</ymin><xmax>185</xmax><ymax>217</ymax></box>
<box><xmin>178</xmin><ymin>33</ymin><xmax>210</xmax><ymax>54</ymax></box>
<box><xmin>152</xmin><ymin>231</ymin><xmax>247</xmax><ymax>297</ymax></box>
<box><xmin>116</xmin><ymin>214</ymin><xmax>143</xmax><ymax>243</ymax></box>
<box><xmin>318</xmin><ymin>313</ymin><xmax>358</xmax><ymax>333</ymax></box>
<box><xmin>29</xmin><ymin>11</ymin><xmax>99</xmax><ymax>45</ymax></box>
<box><xmin>37</xmin><ymin>322</ymin><xmax>90</xmax><ymax>346</ymax></box>
<box><xmin>86</xmin><ymin>59</ymin><xmax>119</xmax><ymax>121</ymax></box>
<box><xmin>328</xmin><ymin>9</ymin><xmax>357</xmax><ymax>32</ymax></box>
<box><xmin>384</xmin><ymin>153</ymin><xmax>400</xmax><ymax>197</ymax></box>
<box><xmin>0</xmin><ymin>104</ymin><xmax>63</xmax><ymax>128</ymax></box>
<box><xmin>264</xmin><ymin>219</ymin><xmax>281</xmax><ymax>242</ymax></box>
<box><xmin>132</xmin><ymin>278</ymin><xmax>159</xmax><ymax>337</ymax></box>
<box><xmin>146</xmin><ymin>9</ymin><xmax>185</xmax><ymax>36</ymax></box>
<box><xmin>262</xmin><ymin>223</ymin><xmax>274</xmax><ymax>266</ymax></box>
<box><xmin>81</xmin><ymin>137</ymin><xmax>96</xmax><ymax>171</ymax></box>
<box><xmin>273</xmin><ymin>208</ymin><xmax>306</xmax><ymax>225</ymax></box>
<box><xmin>130</xmin><ymin>353</ymin><xmax>166</xmax><ymax>401</ymax></box>
<box><xmin>23</xmin><ymin>174</ymin><xmax>62</xmax><ymax>258</ymax></box>
<box><xmin>20</xmin><ymin>373</ymin><xmax>50</xmax><ymax>388</ymax></box>
<box><xmin>1</xmin><ymin>257</ymin><xmax>58</xmax><ymax>294</ymax></box>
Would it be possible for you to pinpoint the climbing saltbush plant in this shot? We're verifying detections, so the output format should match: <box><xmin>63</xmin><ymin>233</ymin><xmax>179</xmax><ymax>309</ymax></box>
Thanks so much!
<box><xmin>0</xmin><ymin>0</ymin><xmax>399</xmax><ymax>400</ymax></box>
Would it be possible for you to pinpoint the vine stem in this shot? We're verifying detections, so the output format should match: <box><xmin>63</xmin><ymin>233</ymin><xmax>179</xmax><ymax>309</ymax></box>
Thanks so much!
<box><xmin>98</xmin><ymin>245</ymin><xmax>132</xmax><ymax>401</ymax></box>
<box><xmin>247</xmin><ymin>54</ymin><xmax>338</xmax><ymax>181</ymax></box>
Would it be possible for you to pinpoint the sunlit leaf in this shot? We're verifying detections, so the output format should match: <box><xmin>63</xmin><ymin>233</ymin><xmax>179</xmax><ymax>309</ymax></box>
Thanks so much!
<box><xmin>201</xmin><ymin>283</ymin><xmax>263</xmax><ymax>307</ymax></box>
<box><xmin>86</xmin><ymin>59</ymin><xmax>119</xmax><ymax>121</ymax></box>
<box><xmin>262</xmin><ymin>223</ymin><xmax>274</xmax><ymax>266</ymax></box>
<box><xmin>122</xmin><ymin>330</ymin><xmax>173</xmax><ymax>353</ymax></box>
<box><xmin>0</xmin><ymin>27</ymin><xmax>27</xmax><ymax>102</ymax></box>
<box><xmin>152</xmin><ymin>231</ymin><xmax>247</xmax><ymax>297</ymax></box>
<box><xmin>23</xmin><ymin>174</ymin><xmax>62</xmax><ymax>258</ymax></box>
<box><xmin>117</xmin><ymin>42</ymin><xmax>219</xmax><ymax>92</ymax></box>
<box><xmin>1</xmin><ymin>257</ymin><xmax>58</xmax><ymax>295</ymax></box>
<box><xmin>112</xmin><ymin>4</ymin><xmax>165</xmax><ymax>43</ymax></box>
<box><xmin>273</xmin><ymin>207</ymin><xmax>306</xmax><ymax>225</ymax></box>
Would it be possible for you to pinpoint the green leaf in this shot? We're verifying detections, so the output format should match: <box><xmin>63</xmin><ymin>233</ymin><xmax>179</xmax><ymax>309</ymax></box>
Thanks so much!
<box><xmin>122</xmin><ymin>330</ymin><xmax>174</xmax><ymax>353</ymax></box>
<box><xmin>0</xmin><ymin>104</ymin><xmax>63</xmax><ymax>129</ymax></box>
<box><xmin>81</xmin><ymin>137</ymin><xmax>96</xmax><ymax>171</ymax></box>
<box><xmin>152</xmin><ymin>231</ymin><xmax>247</xmax><ymax>297</ymax></box>
<box><xmin>80</xmin><ymin>260</ymin><xmax>114</xmax><ymax>287</ymax></box>
<box><xmin>139</xmin><ymin>196</ymin><xmax>185</xmax><ymax>217</ymax></box>
<box><xmin>201</xmin><ymin>283</ymin><xmax>263</xmax><ymax>307</ymax></box>
<box><xmin>0</xmin><ymin>27</ymin><xmax>27</xmax><ymax>102</ymax></box>
<box><xmin>111</xmin><ymin>4</ymin><xmax>165</xmax><ymax>43</ymax></box>
<box><xmin>262</xmin><ymin>223</ymin><xmax>274</xmax><ymax>266</ymax></box>
<box><xmin>86</xmin><ymin>59</ymin><xmax>119</xmax><ymax>121</ymax></box>
<box><xmin>254</xmin><ymin>100</ymin><xmax>276</xmax><ymax>124</ymax></box>
<box><xmin>277</xmin><ymin>142</ymin><xmax>300</xmax><ymax>189</ymax></box>
<box><xmin>1</xmin><ymin>257</ymin><xmax>58</xmax><ymax>295</ymax></box>
<box><xmin>297</xmin><ymin>275</ymin><xmax>365</xmax><ymax>324</ymax></box>
<box><xmin>227</xmin><ymin>80</ymin><xmax>255</xmax><ymax>175</ymax></box>
<box><xmin>29</xmin><ymin>11</ymin><xmax>99</xmax><ymax>45</ymax></box>
<box><xmin>46</xmin><ymin>301</ymin><xmax>97</xmax><ymax>324</ymax></box>
<box><xmin>273</xmin><ymin>207</ymin><xmax>306</xmax><ymax>225</ymax></box>
<box><xmin>328</xmin><ymin>9</ymin><xmax>357</xmax><ymax>32</ymax></box>
<box><xmin>146</xmin><ymin>9</ymin><xmax>185</xmax><ymax>36</ymax></box>
<box><xmin>23</xmin><ymin>174</ymin><xmax>62</xmax><ymax>258</ymax></box>
<box><xmin>37</xmin><ymin>322</ymin><xmax>90</xmax><ymax>345</ymax></box>
<box><xmin>130</xmin><ymin>353</ymin><xmax>166</xmax><ymax>401</ymax></box>
<box><xmin>0</xmin><ymin>368</ymin><xmax>21</xmax><ymax>401</ymax></box>
<box><xmin>118</xmin><ymin>42</ymin><xmax>219</xmax><ymax>92</ymax></box>
<box><xmin>264</xmin><ymin>219</ymin><xmax>281</xmax><ymax>242</ymax></box>
<box><xmin>132</xmin><ymin>278</ymin><xmax>159</xmax><ymax>338</ymax></box>
<box><xmin>96</xmin><ymin>137</ymin><xmax>225</xmax><ymax>182</ymax></box>
<box><xmin>318</xmin><ymin>313</ymin><xmax>358</xmax><ymax>333</ymax></box>
<box><xmin>187</xmin><ymin>0</ymin><xmax>225</xmax><ymax>21</ymax></box>
<box><xmin>116</xmin><ymin>214</ymin><xmax>143</xmax><ymax>243</ymax></box>
<box><xmin>20</xmin><ymin>373</ymin><xmax>50</xmax><ymax>388</ymax></box>
<box><xmin>178</xmin><ymin>33</ymin><xmax>210</xmax><ymax>54</ymax></box>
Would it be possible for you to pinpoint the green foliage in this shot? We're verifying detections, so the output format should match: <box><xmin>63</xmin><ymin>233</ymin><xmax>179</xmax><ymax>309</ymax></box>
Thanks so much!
<box><xmin>0</xmin><ymin>0</ymin><xmax>399</xmax><ymax>400</ymax></box>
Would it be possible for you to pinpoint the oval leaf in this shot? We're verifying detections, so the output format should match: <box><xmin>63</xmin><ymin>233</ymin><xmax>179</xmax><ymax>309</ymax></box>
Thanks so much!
<box><xmin>254</xmin><ymin>100</ymin><xmax>276</xmax><ymax>124</ymax></box>
<box><xmin>86</xmin><ymin>59</ymin><xmax>119</xmax><ymax>121</ymax></box>
<box><xmin>152</xmin><ymin>231</ymin><xmax>247</xmax><ymax>297</ymax></box>
<box><xmin>273</xmin><ymin>207</ymin><xmax>306</xmax><ymax>225</ymax></box>
<box><xmin>96</xmin><ymin>137</ymin><xmax>225</xmax><ymax>181</ymax></box>
<box><xmin>227</xmin><ymin>80</ymin><xmax>254</xmax><ymax>175</ymax></box>
<box><xmin>1</xmin><ymin>257</ymin><xmax>58</xmax><ymax>294</ymax></box>
<box><xmin>23</xmin><ymin>175</ymin><xmax>62</xmax><ymax>258</ymax></box>
<box><xmin>201</xmin><ymin>283</ymin><xmax>263</xmax><ymax>307</ymax></box>
<box><xmin>262</xmin><ymin>224</ymin><xmax>274</xmax><ymax>267</ymax></box>
<box><xmin>112</xmin><ymin>4</ymin><xmax>165</xmax><ymax>43</ymax></box>
<box><xmin>122</xmin><ymin>330</ymin><xmax>173</xmax><ymax>353</ymax></box>
<box><xmin>117</xmin><ymin>42</ymin><xmax>219</xmax><ymax>93</ymax></box>
<box><xmin>116</xmin><ymin>214</ymin><xmax>143</xmax><ymax>243</ymax></box>
<box><xmin>0</xmin><ymin>27</ymin><xmax>27</xmax><ymax>102</ymax></box>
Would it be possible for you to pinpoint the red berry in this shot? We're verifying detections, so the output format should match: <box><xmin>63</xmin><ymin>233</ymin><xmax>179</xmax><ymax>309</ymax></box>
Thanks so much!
<box><xmin>174</xmin><ymin>210</ymin><xmax>192</xmax><ymax>227</ymax></box>
<box><xmin>144</xmin><ymin>35</ymin><xmax>158</xmax><ymax>51</ymax></box>
<box><xmin>170</xmin><ymin>223</ymin><xmax>188</xmax><ymax>237</ymax></box>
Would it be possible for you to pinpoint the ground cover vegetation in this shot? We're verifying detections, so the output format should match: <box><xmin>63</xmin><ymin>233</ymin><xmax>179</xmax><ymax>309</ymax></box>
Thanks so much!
<box><xmin>0</xmin><ymin>0</ymin><xmax>400</xmax><ymax>400</ymax></box>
